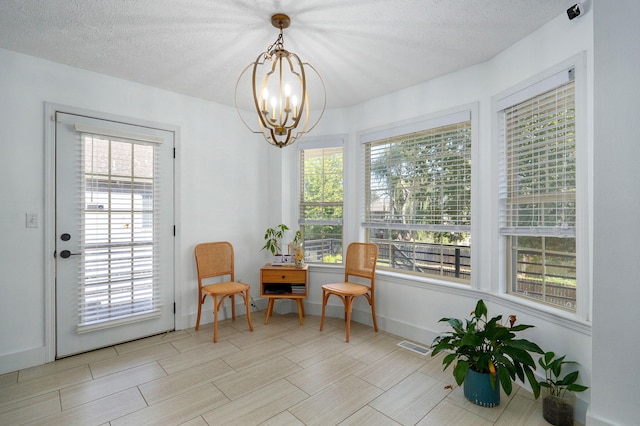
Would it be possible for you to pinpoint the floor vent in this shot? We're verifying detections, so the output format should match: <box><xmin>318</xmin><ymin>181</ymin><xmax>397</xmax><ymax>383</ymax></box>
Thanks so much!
<box><xmin>397</xmin><ymin>340</ymin><xmax>431</xmax><ymax>356</ymax></box>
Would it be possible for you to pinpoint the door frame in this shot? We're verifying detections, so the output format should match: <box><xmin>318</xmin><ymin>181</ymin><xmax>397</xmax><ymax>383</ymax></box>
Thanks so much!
<box><xmin>44</xmin><ymin>103</ymin><xmax>182</xmax><ymax>362</ymax></box>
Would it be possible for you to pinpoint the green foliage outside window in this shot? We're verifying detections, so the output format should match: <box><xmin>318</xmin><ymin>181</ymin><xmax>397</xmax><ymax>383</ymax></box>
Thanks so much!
<box><xmin>299</xmin><ymin>147</ymin><xmax>343</xmax><ymax>263</ymax></box>
<box><xmin>365</xmin><ymin>120</ymin><xmax>472</xmax><ymax>282</ymax></box>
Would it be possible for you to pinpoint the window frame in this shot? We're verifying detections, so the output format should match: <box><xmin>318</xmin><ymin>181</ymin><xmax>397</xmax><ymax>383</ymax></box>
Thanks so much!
<box><xmin>495</xmin><ymin>54</ymin><xmax>590</xmax><ymax>320</ymax></box>
<box><xmin>295</xmin><ymin>137</ymin><xmax>346</xmax><ymax>264</ymax></box>
<box><xmin>359</xmin><ymin>106</ymin><xmax>477</xmax><ymax>284</ymax></box>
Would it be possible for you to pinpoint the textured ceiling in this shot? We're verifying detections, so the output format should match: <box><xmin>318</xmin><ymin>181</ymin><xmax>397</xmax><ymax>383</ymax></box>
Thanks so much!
<box><xmin>0</xmin><ymin>0</ymin><xmax>575</xmax><ymax>108</ymax></box>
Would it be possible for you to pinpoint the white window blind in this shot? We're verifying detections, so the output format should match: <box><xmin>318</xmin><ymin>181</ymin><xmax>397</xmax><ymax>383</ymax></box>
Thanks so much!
<box><xmin>498</xmin><ymin>68</ymin><xmax>578</xmax><ymax>311</ymax></box>
<box><xmin>499</xmin><ymin>73</ymin><xmax>576</xmax><ymax>238</ymax></box>
<box><xmin>363</xmin><ymin>120</ymin><xmax>472</xmax><ymax>232</ymax></box>
<box><xmin>362</xmin><ymin>116</ymin><xmax>472</xmax><ymax>282</ymax></box>
<box><xmin>77</xmin><ymin>132</ymin><xmax>162</xmax><ymax>330</ymax></box>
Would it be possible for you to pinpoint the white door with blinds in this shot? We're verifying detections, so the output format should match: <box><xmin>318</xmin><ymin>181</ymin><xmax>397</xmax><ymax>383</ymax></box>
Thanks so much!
<box><xmin>55</xmin><ymin>112</ymin><xmax>175</xmax><ymax>358</ymax></box>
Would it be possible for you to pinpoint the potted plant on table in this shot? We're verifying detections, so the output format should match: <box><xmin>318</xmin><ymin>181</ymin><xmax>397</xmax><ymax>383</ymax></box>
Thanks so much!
<box><xmin>538</xmin><ymin>352</ymin><xmax>588</xmax><ymax>426</ymax></box>
<box><xmin>431</xmin><ymin>299</ymin><xmax>543</xmax><ymax>407</ymax></box>
<box><xmin>262</xmin><ymin>224</ymin><xmax>289</xmax><ymax>263</ymax></box>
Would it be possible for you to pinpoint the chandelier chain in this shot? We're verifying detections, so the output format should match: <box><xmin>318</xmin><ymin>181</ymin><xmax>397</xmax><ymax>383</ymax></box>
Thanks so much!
<box><xmin>265</xmin><ymin>29</ymin><xmax>285</xmax><ymax>58</ymax></box>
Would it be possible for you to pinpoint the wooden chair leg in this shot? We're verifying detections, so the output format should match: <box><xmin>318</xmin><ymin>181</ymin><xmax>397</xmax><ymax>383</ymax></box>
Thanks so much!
<box><xmin>231</xmin><ymin>294</ymin><xmax>236</xmax><ymax>320</ymax></box>
<box><xmin>368</xmin><ymin>293</ymin><xmax>379</xmax><ymax>332</ymax></box>
<box><xmin>345</xmin><ymin>296</ymin><xmax>355</xmax><ymax>343</ymax></box>
<box><xmin>370</xmin><ymin>306</ymin><xmax>378</xmax><ymax>332</ymax></box>
<box><xmin>244</xmin><ymin>290</ymin><xmax>254</xmax><ymax>331</ymax></box>
<box><xmin>196</xmin><ymin>293</ymin><xmax>204</xmax><ymax>330</ymax></box>
<box><xmin>319</xmin><ymin>290</ymin><xmax>329</xmax><ymax>331</ymax></box>
<box><xmin>212</xmin><ymin>295</ymin><xmax>219</xmax><ymax>343</ymax></box>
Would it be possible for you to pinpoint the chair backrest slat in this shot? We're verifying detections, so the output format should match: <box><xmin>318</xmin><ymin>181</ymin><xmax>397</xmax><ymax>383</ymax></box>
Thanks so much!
<box><xmin>344</xmin><ymin>242</ymin><xmax>378</xmax><ymax>284</ymax></box>
<box><xmin>194</xmin><ymin>242</ymin><xmax>235</xmax><ymax>285</ymax></box>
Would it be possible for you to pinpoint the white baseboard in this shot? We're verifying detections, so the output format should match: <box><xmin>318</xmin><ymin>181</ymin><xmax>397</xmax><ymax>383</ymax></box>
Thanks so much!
<box><xmin>303</xmin><ymin>301</ymin><xmax>440</xmax><ymax>346</ymax></box>
<box><xmin>585</xmin><ymin>411</ymin><xmax>616</xmax><ymax>426</ymax></box>
<box><xmin>0</xmin><ymin>346</ymin><xmax>48</xmax><ymax>375</ymax></box>
<box><xmin>181</xmin><ymin>297</ymin><xmax>442</xmax><ymax>346</ymax></box>
<box><xmin>0</xmin><ymin>301</ymin><xmax>438</xmax><ymax>375</ymax></box>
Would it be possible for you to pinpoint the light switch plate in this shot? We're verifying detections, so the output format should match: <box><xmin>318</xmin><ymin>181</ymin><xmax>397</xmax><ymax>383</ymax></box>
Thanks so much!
<box><xmin>26</xmin><ymin>213</ymin><xmax>38</xmax><ymax>228</ymax></box>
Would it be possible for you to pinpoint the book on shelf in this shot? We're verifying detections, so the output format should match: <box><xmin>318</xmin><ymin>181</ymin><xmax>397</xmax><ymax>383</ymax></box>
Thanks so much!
<box><xmin>264</xmin><ymin>284</ymin><xmax>292</xmax><ymax>294</ymax></box>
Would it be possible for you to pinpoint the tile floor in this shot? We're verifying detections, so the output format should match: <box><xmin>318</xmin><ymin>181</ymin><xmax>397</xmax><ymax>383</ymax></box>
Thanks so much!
<box><xmin>0</xmin><ymin>312</ymin><xmax>559</xmax><ymax>425</ymax></box>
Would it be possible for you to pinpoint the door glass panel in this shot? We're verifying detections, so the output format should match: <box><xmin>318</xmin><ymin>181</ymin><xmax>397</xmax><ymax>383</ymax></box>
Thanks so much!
<box><xmin>80</xmin><ymin>134</ymin><xmax>160</xmax><ymax>328</ymax></box>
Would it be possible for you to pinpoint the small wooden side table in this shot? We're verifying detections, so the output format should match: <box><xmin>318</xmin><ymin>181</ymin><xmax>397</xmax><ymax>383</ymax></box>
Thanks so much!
<box><xmin>260</xmin><ymin>263</ymin><xmax>308</xmax><ymax>325</ymax></box>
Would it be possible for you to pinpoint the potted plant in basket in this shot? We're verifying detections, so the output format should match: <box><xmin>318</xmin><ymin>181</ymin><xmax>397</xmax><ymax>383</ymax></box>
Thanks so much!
<box><xmin>262</xmin><ymin>224</ymin><xmax>289</xmax><ymax>263</ymax></box>
<box><xmin>538</xmin><ymin>352</ymin><xmax>588</xmax><ymax>426</ymax></box>
<box><xmin>431</xmin><ymin>299</ymin><xmax>543</xmax><ymax>407</ymax></box>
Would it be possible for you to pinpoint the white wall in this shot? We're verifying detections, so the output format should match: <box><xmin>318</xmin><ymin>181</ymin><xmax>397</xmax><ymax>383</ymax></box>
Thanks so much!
<box><xmin>590</xmin><ymin>1</ymin><xmax>640</xmax><ymax>425</ymax></box>
<box><xmin>1</xmin><ymin>3</ymin><xmax>635</xmax><ymax>424</ymax></box>
<box><xmin>287</xmin><ymin>9</ymin><xmax>597</xmax><ymax>424</ymax></box>
<box><xmin>0</xmin><ymin>48</ymin><xmax>272</xmax><ymax>371</ymax></box>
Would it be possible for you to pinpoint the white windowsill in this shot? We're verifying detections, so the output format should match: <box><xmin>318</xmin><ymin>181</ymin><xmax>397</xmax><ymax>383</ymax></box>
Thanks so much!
<box><xmin>306</xmin><ymin>263</ymin><xmax>592</xmax><ymax>336</ymax></box>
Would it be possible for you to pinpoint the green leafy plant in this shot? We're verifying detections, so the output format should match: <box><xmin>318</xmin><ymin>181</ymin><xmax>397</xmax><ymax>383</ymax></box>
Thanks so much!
<box><xmin>431</xmin><ymin>299</ymin><xmax>544</xmax><ymax>397</ymax></box>
<box><xmin>538</xmin><ymin>352</ymin><xmax>588</xmax><ymax>398</ymax></box>
<box><xmin>292</xmin><ymin>230</ymin><xmax>302</xmax><ymax>246</ymax></box>
<box><xmin>262</xmin><ymin>224</ymin><xmax>289</xmax><ymax>256</ymax></box>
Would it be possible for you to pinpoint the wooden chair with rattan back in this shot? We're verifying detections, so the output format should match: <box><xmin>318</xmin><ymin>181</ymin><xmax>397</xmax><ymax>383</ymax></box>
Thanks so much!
<box><xmin>319</xmin><ymin>242</ymin><xmax>379</xmax><ymax>342</ymax></box>
<box><xmin>194</xmin><ymin>241</ymin><xmax>254</xmax><ymax>342</ymax></box>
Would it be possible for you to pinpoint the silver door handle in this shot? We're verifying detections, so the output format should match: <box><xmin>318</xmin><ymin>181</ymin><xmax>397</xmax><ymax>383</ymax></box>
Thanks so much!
<box><xmin>59</xmin><ymin>250</ymin><xmax>81</xmax><ymax>258</ymax></box>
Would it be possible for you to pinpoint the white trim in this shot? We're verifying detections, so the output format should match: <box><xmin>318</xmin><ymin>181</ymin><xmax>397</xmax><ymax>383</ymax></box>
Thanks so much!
<box><xmin>469</xmin><ymin>102</ymin><xmax>480</xmax><ymax>291</ymax></box>
<box><xmin>359</xmin><ymin>109</ymin><xmax>472</xmax><ymax>144</ymax></box>
<box><xmin>292</xmin><ymin>134</ymin><xmax>348</xmax><ymax>262</ymax></box>
<box><xmin>493</xmin><ymin>54</ymin><xmax>583</xmax><ymax>110</ymax></box>
<box><xmin>77</xmin><ymin>311</ymin><xmax>162</xmax><ymax>333</ymax></box>
<box><xmin>310</xmin><ymin>262</ymin><xmax>592</xmax><ymax>336</ymax></box>
<box><xmin>74</xmin><ymin>123</ymin><xmax>164</xmax><ymax>144</ymax></box>
<box><xmin>573</xmin><ymin>52</ymin><xmax>591</xmax><ymax>322</ymax></box>
<box><xmin>496</xmin><ymin>67</ymin><xmax>574</xmax><ymax>111</ymax></box>
<box><xmin>295</xmin><ymin>134</ymin><xmax>345</xmax><ymax>151</ymax></box>
<box><xmin>0</xmin><ymin>346</ymin><xmax>48</xmax><ymax>375</ymax></box>
<box><xmin>44</xmin><ymin>103</ymin><xmax>57</xmax><ymax>363</ymax></box>
<box><xmin>357</xmin><ymin>103</ymin><xmax>477</xmax><ymax>284</ymax></box>
<box><xmin>491</xmin><ymin>52</ymin><xmax>590</xmax><ymax>323</ymax></box>
<box><xmin>171</xmin><ymin>127</ymin><xmax>183</xmax><ymax>329</ymax></box>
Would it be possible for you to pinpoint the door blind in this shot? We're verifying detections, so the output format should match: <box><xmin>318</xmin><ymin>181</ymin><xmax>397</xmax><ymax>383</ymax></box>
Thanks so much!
<box><xmin>77</xmin><ymin>132</ymin><xmax>162</xmax><ymax>330</ymax></box>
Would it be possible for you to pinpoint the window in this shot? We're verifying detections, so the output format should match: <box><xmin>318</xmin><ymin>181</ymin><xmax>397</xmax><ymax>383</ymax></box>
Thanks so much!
<box><xmin>499</xmin><ymin>68</ymin><xmax>577</xmax><ymax>311</ymax></box>
<box><xmin>298</xmin><ymin>144</ymin><xmax>343</xmax><ymax>263</ymax></box>
<box><xmin>363</xmin><ymin>112</ymin><xmax>472</xmax><ymax>282</ymax></box>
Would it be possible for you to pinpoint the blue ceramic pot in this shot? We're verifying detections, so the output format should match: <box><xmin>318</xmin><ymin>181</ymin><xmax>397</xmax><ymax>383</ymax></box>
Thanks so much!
<box><xmin>463</xmin><ymin>368</ymin><xmax>500</xmax><ymax>407</ymax></box>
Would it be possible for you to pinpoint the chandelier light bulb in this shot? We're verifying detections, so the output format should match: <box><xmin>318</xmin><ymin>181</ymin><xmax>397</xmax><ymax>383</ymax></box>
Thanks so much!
<box><xmin>292</xmin><ymin>94</ymin><xmax>299</xmax><ymax>119</ymax></box>
<box><xmin>270</xmin><ymin>96</ymin><xmax>278</xmax><ymax>120</ymax></box>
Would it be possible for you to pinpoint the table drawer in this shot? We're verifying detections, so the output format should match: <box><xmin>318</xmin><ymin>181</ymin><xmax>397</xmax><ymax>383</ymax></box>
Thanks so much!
<box><xmin>262</xmin><ymin>269</ymin><xmax>306</xmax><ymax>284</ymax></box>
